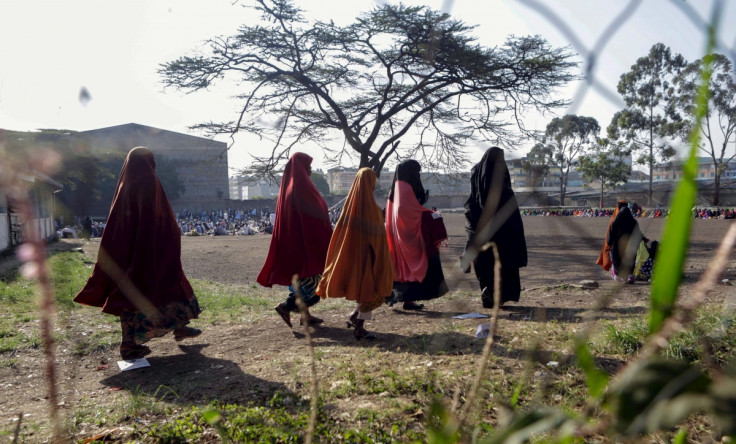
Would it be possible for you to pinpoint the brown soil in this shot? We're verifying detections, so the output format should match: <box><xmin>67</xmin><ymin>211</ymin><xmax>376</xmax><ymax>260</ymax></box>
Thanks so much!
<box><xmin>1</xmin><ymin>214</ymin><xmax>733</xmax><ymax>440</ymax></box>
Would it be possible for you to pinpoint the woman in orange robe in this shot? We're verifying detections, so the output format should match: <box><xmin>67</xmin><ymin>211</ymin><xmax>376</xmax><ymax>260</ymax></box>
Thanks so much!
<box><xmin>317</xmin><ymin>168</ymin><xmax>395</xmax><ymax>340</ymax></box>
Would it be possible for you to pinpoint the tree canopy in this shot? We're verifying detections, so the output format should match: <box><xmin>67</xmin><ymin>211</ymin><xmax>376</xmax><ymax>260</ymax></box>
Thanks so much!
<box><xmin>608</xmin><ymin>43</ymin><xmax>686</xmax><ymax>204</ymax></box>
<box><xmin>672</xmin><ymin>53</ymin><xmax>736</xmax><ymax>205</ymax></box>
<box><xmin>536</xmin><ymin>114</ymin><xmax>600</xmax><ymax>206</ymax></box>
<box><xmin>159</xmin><ymin>0</ymin><xmax>576</xmax><ymax>178</ymax></box>
<box><xmin>578</xmin><ymin>139</ymin><xmax>631</xmax><ymax>208</ymax></box>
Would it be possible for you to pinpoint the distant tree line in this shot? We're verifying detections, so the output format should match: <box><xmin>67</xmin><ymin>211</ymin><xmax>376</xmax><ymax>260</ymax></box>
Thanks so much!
<box><xmin>525</xmin><ymin>43</ymin><xmax>736</xmax><ymax>206</ymax></box>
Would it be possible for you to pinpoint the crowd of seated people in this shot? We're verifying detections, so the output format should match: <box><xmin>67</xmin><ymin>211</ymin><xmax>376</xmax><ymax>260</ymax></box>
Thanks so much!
<box><xmin>176</xmin><ymin>208</ymin><xmax>275</xmax><ymax>236</ymax></box>
<box><xmin>693</xmin><ymin>207</ymin><xmax>736</xmax><ymax>219</ymax></box>
<box><xmin>55</xmin><ymin>216</ymin><xmax>106</xmax><ymax>239</ymax></box>
<box><xmin>519</xmin><ymin>204</ymin><xmax>669</xmax><ymax>218</ymax></box>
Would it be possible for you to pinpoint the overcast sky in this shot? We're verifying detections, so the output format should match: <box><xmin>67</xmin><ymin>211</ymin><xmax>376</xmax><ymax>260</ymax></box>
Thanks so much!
<box><xmin>1</xmin><ymin>0</ymin><xmax>735</xmax><ymax>175</ymax></box>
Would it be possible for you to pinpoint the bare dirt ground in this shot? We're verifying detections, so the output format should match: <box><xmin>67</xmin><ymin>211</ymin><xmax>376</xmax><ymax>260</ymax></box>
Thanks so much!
<box><xmin>1</xmin><ymin>213</ymin><xmax>734</xmax><ymax>440</ymax></box>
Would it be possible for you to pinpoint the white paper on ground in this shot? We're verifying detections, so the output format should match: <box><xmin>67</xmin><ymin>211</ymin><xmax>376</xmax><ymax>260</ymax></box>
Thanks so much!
<box><xmin>475</xmin><ymin>323</ymin><xmax>492</xmax><ymax>338</ymax></box>
<box><xmin>117</xmin><ymin>358</ymin><xmax>151</xmax><ymax>371</ymax></box>
<box><xmin>452</xmin><ymin>313</ymin><xmax>489</xmax><ymax>319</ymax></box>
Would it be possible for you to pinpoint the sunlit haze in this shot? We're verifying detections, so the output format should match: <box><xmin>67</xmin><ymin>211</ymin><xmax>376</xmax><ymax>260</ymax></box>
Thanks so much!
<box><xmin>1</xmin><ymin>0</ymin><xmax>734</xmax><ymax>175</ymax></box>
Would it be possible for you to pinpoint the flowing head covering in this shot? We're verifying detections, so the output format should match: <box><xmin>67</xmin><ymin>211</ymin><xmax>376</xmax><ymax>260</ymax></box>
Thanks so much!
<box><xmin>317</xmin><ymin>168</ymin><xmax>394</xmax><ymax>305</ymax></box>
<box><xmin>388</xmin><ymin>159</ymin><xmax>428</xmax><ymax>205</ymax></box>
<box><xmin>386</xmin><ymin>161</ymin><xmax>428</xmax><ymax>282</ymax></box>
<box><xmin>464</xmin><ymin>147</ymin><xmax>527</xmax><ymax>268</ymax></box>
<box><xmin>74</xmin><ymin>147</ymin><xmax>195</xmax><ymax>316</ymax></box>
<box><xmin>596</xmin><ymin>200</ymin><xmax>626</xmax><ymax>270</ymax></box>
<box><xmin>257</xmin><ymin>152</ymin><xmax>332</xmax><ymax>287</ymax></box>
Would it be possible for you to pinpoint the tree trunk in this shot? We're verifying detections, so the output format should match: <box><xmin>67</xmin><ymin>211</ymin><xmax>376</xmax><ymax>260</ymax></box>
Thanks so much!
<box><xmin>359</xmin><ymin>151</ymin><xmax>370</xmax><ymax>169</ymax></box>
<box><xmin>648</xmin><ymin>132</ymin><xmax>654</xmax><ymax>207</ymax></box>
<box><xmin>600</xmin><ymin>184</ymin><xmax>604</xmax><ymax>208</ymax></box>
<box><xmin>713</xmin><ymin>173</ymin><xmax>721</xmax><ymax>206</ymax></box>
<box><xmin>559</xmin><ymin>169</ymin><xmax>565</xmax><ymax>206</ymax></box>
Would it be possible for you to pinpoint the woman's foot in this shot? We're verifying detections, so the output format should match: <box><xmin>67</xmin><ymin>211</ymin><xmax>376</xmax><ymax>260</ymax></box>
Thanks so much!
<box><xmin>354</xmin><ymin>320</ymin><xmax>376</xmax><ymax>341</ymax></box>
<box><xmin>402</xmin><ymin>301</ymin><xmax>424</xmax><ymax>310</ymax></box>
<box><xmin>120</xmin><ymin>344</ymin><xmax>151</xmax><ymax>360</ymax></box>
<box><xmin>174</xmin><ymin>326</ymin><xmax>203</xmax><ymax>342</ymax></box>
<box><xmin>274</xmin><ymin>303</ymin><xmax>292</xmax><ymax>328</ymax></box>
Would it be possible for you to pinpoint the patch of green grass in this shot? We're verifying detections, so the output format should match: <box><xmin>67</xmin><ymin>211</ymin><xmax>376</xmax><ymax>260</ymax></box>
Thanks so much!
<box><xmin>191</xmin><ymin>280</ymin><xmax>277</xmax><ymax>324</ymax></box>
<box><xmin>665</xmin><ymin>306</ymin><xmax>736</xmax><ymax>365</ymax></box>
<box><xmin>134</xmin><ymin>400</ymin><xmax>425</xmax><ymax>444</ymax></box>
<box><xmin>47</xmin><ymin>252</ymin><xmax>92</xmax><ymax>308</ymax></box>
<box><xmin>0</xmin><ymin>357</ymin><xmax>18</xmax><ymax>368</ymax></box>
<box><xmin>72</xmin><ymin>328</ymin><xmax>118</xmax><ymax>356</ymax></box>
<box><xmin>594</xmin><ymin>319</ymin><xmax>648</xmax><ymax>356</ymax></box>
<box><xmin>593</xmin><ymin>307</ymin><xmax>736</xmax><ymax>364</ymax></box>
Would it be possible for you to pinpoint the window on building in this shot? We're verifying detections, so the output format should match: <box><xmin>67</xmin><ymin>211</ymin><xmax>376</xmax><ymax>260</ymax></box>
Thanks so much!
<box><xmin>656</xmin><ymin>175</ymin><xmax>660</xmax><ymax>180</ymax></box>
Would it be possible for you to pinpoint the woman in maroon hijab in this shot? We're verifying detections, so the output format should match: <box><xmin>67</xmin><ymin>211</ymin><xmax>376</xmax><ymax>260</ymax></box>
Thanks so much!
<box><xmin>257</xmin><ymin>152</ymin><xmax>332</xmax><ymax>328</ymax></box>
<box><xmin>74</xmin><ymin>147</ymin><xmax>202</xmax><ymax>360</ymax></box>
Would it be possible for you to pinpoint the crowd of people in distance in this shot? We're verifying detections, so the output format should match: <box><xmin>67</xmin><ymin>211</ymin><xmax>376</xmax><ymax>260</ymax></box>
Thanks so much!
<box><xmin>522</xmin><ymin>205</ymin><xmax>736</xmax><ymax>219</ymax></box>
<box><xmin>55</xmin><ymin>216</ymin><xmax>106</xmax><ymax>240</ymax></box>
<box><xmin>520</xmin><ymin>204</ymin><xmax>668</xmax><ymax>218</ymax></box>
<box><xmin>176</xmin><ymin>208</ymin><xmax>275</xmax><ymax>236</ymax></box>
<box><xmin>693</xmin><ymin>207</ymin><xmax>736</xmax><ymax>219</ymax></box>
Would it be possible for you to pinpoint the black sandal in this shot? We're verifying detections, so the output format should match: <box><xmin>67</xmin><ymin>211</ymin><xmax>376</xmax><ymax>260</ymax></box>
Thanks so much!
<box><xmin>274</xmin><ymin>304</ymin><xmax>292</xmax><ymax>328</ymax></box>
<box><xmin>402</xmin><ymin>301</ymin><xmax>425</xmax><ymax>310</ymax></box>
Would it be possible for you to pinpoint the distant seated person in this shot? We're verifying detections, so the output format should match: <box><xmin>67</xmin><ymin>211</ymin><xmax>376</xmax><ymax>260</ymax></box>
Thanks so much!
<box><xmin>214</xmin><ymin>224</ymin><xmax>228</xmax><ymax>236</ymax></box>
<box><xmin>238</xmin><ymin>225</ymin><xmax>255</xmax><ymax>235</ymax></box>
<box><xmin>59</xmin><ymin>226</ymin><xmax>78</xmax><ymax>239</ymax></box>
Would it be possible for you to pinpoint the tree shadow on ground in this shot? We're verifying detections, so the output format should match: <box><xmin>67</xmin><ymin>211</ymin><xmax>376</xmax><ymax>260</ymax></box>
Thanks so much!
<box><xmin>300</xmin><ymin>326</ymin><xmax>627</xmax><ymax>373</ymax></box>
<box><xmin>99</xmin><ymin>343</ymin><xmax>294</xmax><ymax>405</ymax></box>
<box><xmin>299</xmin><ymin>325</ymin><xmax>485</xmax><ymax>355</ymax></box>
<box><xmin>385</xmin><ymin>308</ymin><xmax>469</xmax><ymax>319</ymax></box>
<box><xmin>502</xmin><ymin>305</ymin><xmax>647</xmax><ymax>323</ymax></box>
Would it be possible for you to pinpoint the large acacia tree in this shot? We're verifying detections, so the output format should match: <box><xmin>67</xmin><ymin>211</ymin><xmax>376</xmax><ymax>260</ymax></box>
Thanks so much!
<box><xmin>608</xmin><ymin>43</ymin><xmax>687</xmax><ymax>204</ymax></box>
<box><xmin>159</xmin><ymin>0</ymin><xmax>576</xmax><ymax>177</ymax></box>
<box><xmin>673</xmin><ymin>53</ymin><xmax>736</xmax><ymax>206</ymax></box>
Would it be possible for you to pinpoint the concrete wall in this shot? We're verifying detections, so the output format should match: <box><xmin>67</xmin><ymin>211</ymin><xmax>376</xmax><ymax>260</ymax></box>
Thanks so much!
<box><xmin>82</xmin><ymin>123</ymin><xmax>229</xmax><ymax>210</ymax></box>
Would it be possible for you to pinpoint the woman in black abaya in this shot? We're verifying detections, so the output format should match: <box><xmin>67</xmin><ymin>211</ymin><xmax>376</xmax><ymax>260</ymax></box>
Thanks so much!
<box><xmin>463</xmin><ymin>147</ymin><xmax>527</xmax><ymax>308</ymax></box>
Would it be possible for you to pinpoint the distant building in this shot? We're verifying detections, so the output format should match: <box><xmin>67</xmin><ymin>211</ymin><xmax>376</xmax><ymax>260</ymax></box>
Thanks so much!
<box><xmin>652</xmin><ymin>157</ymin><xmax>736</xmax><ymax>181</ymax></box>
<box><xmin>229</xmin><ymin>175</ymin><xmax>280</xmax><ymax>200</ymax></box>
<box><xmin>506</xmin><ymin>157</ymin><xmax>564</xmax><ymax>189</ymax></box>
<box><xmin>327</xmin><ymin>167</ymin><xmax>360</xmax><ymax>194</ymax></box>
<box><xmin>327</xmin><ymin>166</ymin><xmax>471</xmax><ymax>196</ymax></box>
<box><xmin>1</xmin><ymin>171</ymin><xmax>62</xmax><ymax>253</ymax></box>
<box><xmin>82</xmin><ymin>123</ymin><xmax>229</xmax><ymax>211</ymax></box>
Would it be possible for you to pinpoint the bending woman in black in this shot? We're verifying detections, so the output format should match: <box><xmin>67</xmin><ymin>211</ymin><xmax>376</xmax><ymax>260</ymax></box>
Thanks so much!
<box><xmin>463</xmin><ymin>147</ymin><xmax>527</xmax><ymax>309</ymax></box>
<box><xmin>608</xmin><ymin>200</ymin><xmax>648</xmax><ymax>284</ymax></box>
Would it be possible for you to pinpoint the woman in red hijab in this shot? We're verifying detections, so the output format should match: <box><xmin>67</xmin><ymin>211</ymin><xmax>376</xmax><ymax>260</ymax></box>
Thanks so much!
<box><xmin>257</xmin><ymin>152</ymin><xmax>333</xmax><ymax>328</ymax></box>
<box><xmin>74</xmin><ymin>147</ymin><xmax>202</xmax><ymax>360</ymax></box>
